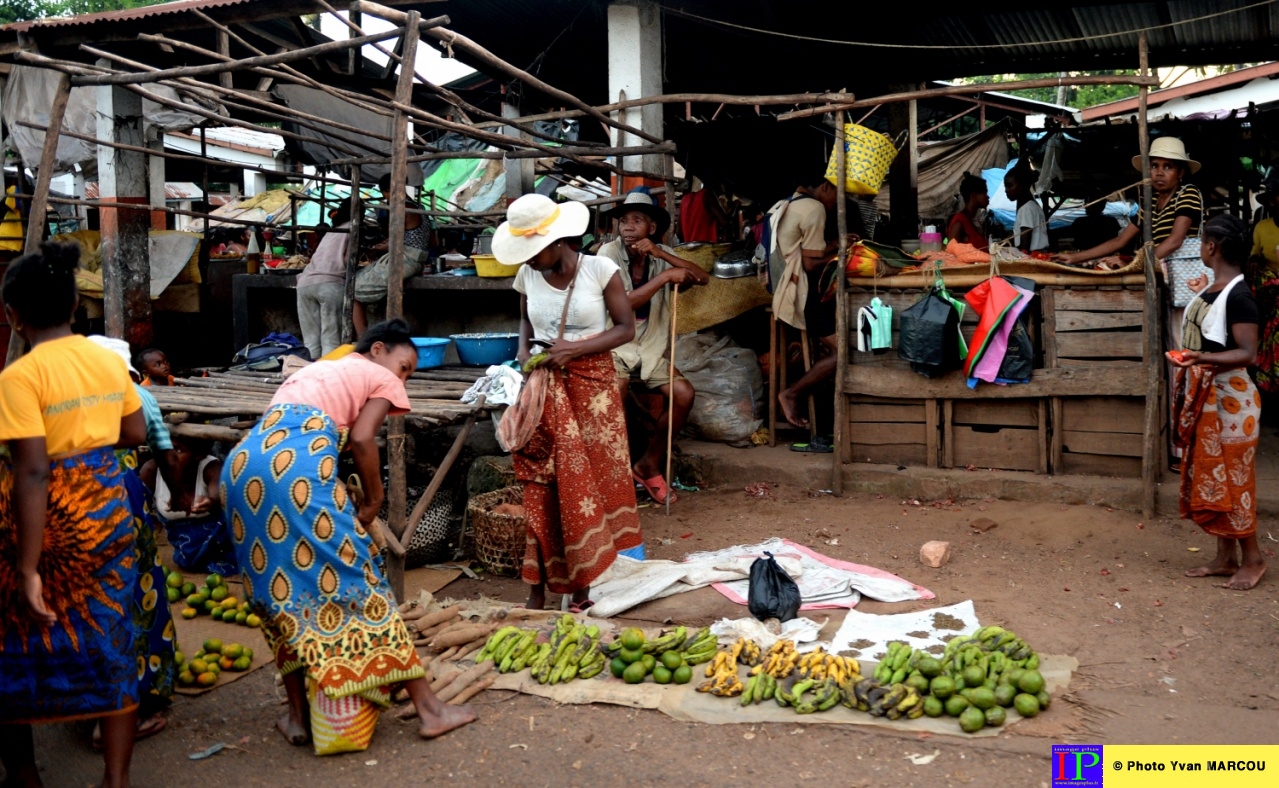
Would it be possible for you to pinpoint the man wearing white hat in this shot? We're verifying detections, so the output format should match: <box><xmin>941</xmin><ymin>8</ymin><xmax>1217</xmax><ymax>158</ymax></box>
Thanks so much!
<box><xmin>598</xmin><ymin>191</ymin><xmax>708</xmax><ymax>504</ymax></box>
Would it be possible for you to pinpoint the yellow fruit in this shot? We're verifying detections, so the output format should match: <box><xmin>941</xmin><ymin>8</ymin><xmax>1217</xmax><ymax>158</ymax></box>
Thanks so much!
<box><xmin>166</xmin><ymin>572</ymin><xmax>183</xmax><ymax>589</ymax></box>
<box><xmin>238</xmin><ymin>602</ymin><xmax>250</xmax><ymax>612</ymax></box>
<box><xmin>223</xmin><ymin>644</ymin><xmax>243</xmax><ymax>659</ymax></box>
<box><xmin>205</xmin><ymin>574</ymin><xmax>223</xmax><ymax>589</ymax></box>
<box><xmin>203</xmin><ymin>599</ymin><xmax>218</xmax><ymax>612</ymax></box>
<box><xmin>196</xmin><ymin>672</ymin><xmax>217</xmax><ymax>687</ymax></box>
<box><xmin>178</xmin><ymin>671</ymin><xmax>196</xmax><ymax>686</ymax></box>
<box><xmin>219</xmin><ymin>656</ymin><xmax>235</xmax><ymax>671</ymax></box>
<box><xmin>210</xmin><ymin>586</ymin><xmax>229</xmax><ymax>602</ymax></box>
<box><xmin>207</xmin><ymin>662</ymin><xmax>221</xmax><ymax>675</ymax></box>
<box><xmin>232</xmin><ymin>656</ymin><xmax>251</xmax><ymax>671</ymax></box>
<box><xmin>181</xmin><ymin>608</ymin><xmax>198</xmax><ymax>620</ymax></box>
<box><xmin>189</xmin><ymin>659</ymin><xmax>209</xmax><ymax>675</ymax></box>
<box><xmin>620</xmin><ymin>628</ymin><xmax>645</xmax><ymax>651</ymax></box>
<box><xmin>241</xmin><ymin>647</ymin><xmax>254</xmax><ymax>660</ymax></box>
<box><xmin>220</xmin><ymin>596</ymin><xmax>238</xmax><ymax>610</ymax></box>
<box><xmin>245</xmin><ymin>614</ymin><xmax>262</xmax><ymax>628</ymax></box>
<box><xmin>235</xmin><ymin>612</ymin><xmax>248</xmax><ymax>625</ymax></box>
<box><xmin>203</xmin><ymin>638</ymin><xmax>223</xmax><ymax>654</ymax></box>
<box><xmin>174</xmin><ymin>651</ymin><xmax>185</xmax><ymax>666</ymax></box>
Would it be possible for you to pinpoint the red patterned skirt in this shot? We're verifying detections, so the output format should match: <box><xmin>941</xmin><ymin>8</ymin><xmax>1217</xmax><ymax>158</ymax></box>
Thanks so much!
<box><xmin>513</xmin><ymin>352</ymin><xmax>642</xmax><ymax>593</ymax></box>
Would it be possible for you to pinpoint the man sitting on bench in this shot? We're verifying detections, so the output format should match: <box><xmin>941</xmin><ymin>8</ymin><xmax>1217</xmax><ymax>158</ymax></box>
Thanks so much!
<box><xmin>598</xmin><ymin>191</ymin><xmax>709</xmax><ymax>504</ymax></box>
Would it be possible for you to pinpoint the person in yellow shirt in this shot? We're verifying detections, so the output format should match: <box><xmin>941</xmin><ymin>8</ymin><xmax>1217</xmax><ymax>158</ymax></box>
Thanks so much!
<box><xmin>0</xmin><ymin>242</ymin><xmax>146</xmax><ymax>788</ymax></box>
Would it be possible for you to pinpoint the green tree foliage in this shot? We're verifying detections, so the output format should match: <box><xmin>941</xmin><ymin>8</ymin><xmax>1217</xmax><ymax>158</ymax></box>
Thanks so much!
<box><xmin>960</xmin><ymin>71</ymin><xmax>1141</xmax><ymax>109</ymax></box>
<box><xmin>2</xmin><ymin>1</ymin><xmax>167</xmax><ymax>26</ymax></box>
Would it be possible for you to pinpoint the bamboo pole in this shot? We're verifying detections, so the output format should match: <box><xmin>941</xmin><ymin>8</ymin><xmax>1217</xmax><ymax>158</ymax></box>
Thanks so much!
<box><xmin>477</xmin><ymin>91</ymin><xmax>854</xmax><ymax>128</ymax></box>
<box><xmin>384</xmin><ymin>10</ymin><xmax>420</xmax><ymax>603</ymax></box>
<box><xmin>832</xmin><ymin>108</ymin><xmax>849</xmax><ymax>493</ymax></box>
<box><xmin>5</xmin><ymin>73</ymin><xmax>71</xmax><ymax>367</ymax></box>
<box><xmin>777</xmin><ymin>74</ymin><xmax>1161</xmax><ymax>121</ymax></box>
<box><xmin>342</xmin><ymin>165</ymin><xmax>363</xmax><ymax>345</ymax></box>
<box><xmin>329</xmin><ymin>142</ymin><xmax>675</xmax><ymax>167</ymax></box>
<box><xmin>352</xmin><ymin>2</ymin><xmax>662</xmax><ymax>145</ymax></box>
<box><xmin>70</xmin><ymin>26</ymin><xmax>416</xmax><ymax>86</ymax></box>
<box><xmin>1137</xmin><ymin>31</ymin><xmax>1161</xmax><ymax>520</ymax></box>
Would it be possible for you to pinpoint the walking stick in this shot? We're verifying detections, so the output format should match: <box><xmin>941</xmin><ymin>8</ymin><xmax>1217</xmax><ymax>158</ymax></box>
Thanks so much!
<box><xmin>666</xmin><ymin>284</ymin><xmax>679</xmax><ymax>517</ymax></box>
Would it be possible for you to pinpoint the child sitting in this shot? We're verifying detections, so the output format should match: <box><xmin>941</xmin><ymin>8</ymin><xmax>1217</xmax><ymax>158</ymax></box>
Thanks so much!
<box><xmin>140</xmin><ymin>437</ymin><xmax>236</xmax><ymax>575</ymax></box>
<box><xmin>136</xmin><ymin>347</ymin><xmax>177</xmax><ymax>387</ymax></box>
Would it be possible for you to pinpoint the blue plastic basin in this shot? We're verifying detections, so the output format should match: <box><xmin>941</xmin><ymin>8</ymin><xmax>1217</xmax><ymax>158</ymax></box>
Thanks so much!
<box><xmin>449</xmin><ymin>332</ymin><xmax>519</xmax><ymax>366</ymax></box>
<box><xmin>410</xmin><ymin>337</ymin><xmax>451</xmax><ymax>370</ymax></box>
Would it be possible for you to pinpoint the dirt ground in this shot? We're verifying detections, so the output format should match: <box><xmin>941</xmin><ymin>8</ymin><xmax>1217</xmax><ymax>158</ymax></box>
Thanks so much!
<box><xmin>22</xmin><ymin>482</ymin><xmax>1279</xmax><ymax>787</ymax></box>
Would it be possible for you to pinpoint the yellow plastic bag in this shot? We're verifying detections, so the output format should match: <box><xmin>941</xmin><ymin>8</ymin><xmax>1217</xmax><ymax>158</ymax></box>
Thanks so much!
<box><xmin>825</xmin><ymin>124</ymin><xmax>898</xmax><ymax>196</ymax></box>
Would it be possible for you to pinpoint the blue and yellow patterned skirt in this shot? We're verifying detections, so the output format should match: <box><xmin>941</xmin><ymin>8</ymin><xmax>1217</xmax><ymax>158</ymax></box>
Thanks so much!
<box><xmin>221</xmin><ymin>404</ymin><xmax>423</xmax><ymax>704</ymax></box>
<box><xmin>0</xmin><ymin>447</ymin><xmax>139</xmax><ymax>723</ymax></box>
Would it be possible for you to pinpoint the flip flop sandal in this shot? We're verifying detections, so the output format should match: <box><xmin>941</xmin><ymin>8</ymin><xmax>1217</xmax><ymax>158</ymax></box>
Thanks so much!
<box><xmin>568</xmin><ymin>599</ymin><xmax>595</xmax><ymax>614</ymax></box>
<box><xmin>633</xmin><ymin>472</ymin><xmax>678</xmax><ymax>504</ymax></box>
<box><xmin>790</xmin><ymin>435</ymin><xmax>834</xmax><ymax>453</ymax></box>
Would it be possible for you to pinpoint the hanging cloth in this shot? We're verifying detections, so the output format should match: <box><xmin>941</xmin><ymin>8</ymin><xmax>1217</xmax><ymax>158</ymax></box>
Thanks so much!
<box><xmin>856</xmin><ymin>297</ymin><xmax>893</xmax><ymax>353</ymax></box>
<box><xmin>969</xmin><ymin>279</ymin><xmax>1035</xmax><ymax>387</ymax></box>
<box><xmin>963</xmin><ymin>276</ymin><xmax>1023</xmax><ymax>377</ymax></box>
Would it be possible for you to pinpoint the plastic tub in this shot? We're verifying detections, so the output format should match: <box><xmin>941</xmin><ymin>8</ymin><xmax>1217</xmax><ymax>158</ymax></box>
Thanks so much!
<box><xmin>410</xmin><ymin>337</ymin><xmax>451</xmax><ymax>370</ymax></box>
<box><xmin>472</xmin><ymin>254</ymin><xmax>521</xmax><ymax>278</ymax></box>
<box><xmin>450</xmin><ymin>332</ymin><xmax>519</xmax><ymax>366</ymax></box>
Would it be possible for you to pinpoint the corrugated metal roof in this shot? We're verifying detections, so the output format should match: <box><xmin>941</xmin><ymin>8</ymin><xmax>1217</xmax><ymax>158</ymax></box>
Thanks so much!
<box><xmin>2</xmin><ymin>0</ymin><xmax>260</xmax><ymax>31</ymax></box>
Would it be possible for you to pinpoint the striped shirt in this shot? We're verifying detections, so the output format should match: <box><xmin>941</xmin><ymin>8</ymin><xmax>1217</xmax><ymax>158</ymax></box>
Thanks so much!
<box><xmin>1138</xmin><ymin>184</ymin><xmax>1202</xmax><ymax>245</ymax></box>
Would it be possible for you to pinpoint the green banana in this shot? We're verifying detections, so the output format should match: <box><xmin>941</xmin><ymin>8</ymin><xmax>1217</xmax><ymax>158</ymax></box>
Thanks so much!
<box><xmin>816</xmin><ymin>680</ymin><xmax>840</xmax><ymax>711</ymax></box>
<box><xmin>740</xmin><ymin>675</ymin><xmax>759</xmax><ymax>706</ymax></box>
<box><xmin>1025</xmin><ymin>653</ymin><xmax>1039</xmax><ymax>671</ymax></box>
<box><xmin>684</xmin><ymin>648</ymin><xmax>717</xmax><ymax>666</ymax></box>
<box><xmin>890</xmin><ymin>668</ymin><xmax>907</xmax><ymax>685</ymax></box>
<box><xmin>508</xmin><ymin>636</ymin><xmax>538</xmax><ymax>672</ymax></box>
<box><xmin>578</xmin><ymin>658</ymin><xmax>604</xmax><ymax>679</ymax></box>
<box><xmin>479</xmin><ymin>627</ymin><xmax>520</xmax><ymax>662</ymax></box>
<box><xmin>761</xmin><ymin>674</ymin><xmax>776</xmax><ymax>701</ymax></box>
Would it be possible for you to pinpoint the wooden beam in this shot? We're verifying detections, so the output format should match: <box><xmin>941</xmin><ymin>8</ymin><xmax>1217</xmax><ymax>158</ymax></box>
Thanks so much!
<box><xmin>845</xmin><ymin>363</ymin><xmax>1146</xmax><ymax>400</ymax></box>
<box><xmin>833</xmin><ymin>107</ymin><xmax>850</xmax><ymax>490</ymax></box>
<box><xmin>478</xmin><ymin>91</ymin><xmax>855</xmax><ymax>128</ymax></box>
<box><xmin>383</xmin><ymin>9</ymin><xmax>420</xmax><ymax>603</ymax></box>
<box><xmin>5</xmin><ymin>73</ymin><xmax>71</xmax><ymax>366</ymax></box>
<box><xmin>1138</xmin><ymin>31</ymin><xmax>1161</xmax><ymax>520</ymax></box>
<box><xmin>216</xmin><ymin>29</ymin><xmax>234</xmax><ymax>90</ymax></box>
<box><xmin>342</xmin><ymin>165</ymin><xmax>362</xmax><ymax>345</ymax></box>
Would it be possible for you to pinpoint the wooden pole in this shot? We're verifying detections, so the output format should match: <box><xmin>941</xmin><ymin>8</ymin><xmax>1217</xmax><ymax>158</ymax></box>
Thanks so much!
<box><xmin>5</xmin><ymin>73</ymin><xmax>71</xmax><ymax>366</ymax></box>
<box><xmin>833</xmin><ymin>109</ymin><xmax>850</xmax><ymax>493</ymax></box>
<box><xmin>1137</xmin><ymin>31</ymin><xmax>1161</xmax><ymax>520</ymax></box>
<box><xmin>385</xmin><ymin>11</ymin><xmax>421</xmax><ymax>603</ymax></box>
<box><xmin>666</xmin><ymin>287</ymin><xmax>679</xmax><ymax>516</ymax></box>
<box><xmin>406</xmin><ymin>396</ymin><xmax>485</xmax><ymax>536</ymax></box>
<box><xmin>71</xmin><ymin>26</ymin><xmax>415</xmax><ymax>86</ymax></box>
<box><xmin>342</xmin><ymin>166</ymin><xmax>363</xmax><ymax>344</ymax></box>
<box><xmin>478</xmin><ymin>91</ymin><xmax>855</xmax><ymax>128</ymax></box>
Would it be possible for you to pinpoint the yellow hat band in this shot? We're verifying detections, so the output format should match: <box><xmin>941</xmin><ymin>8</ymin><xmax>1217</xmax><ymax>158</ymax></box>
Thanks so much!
<box><xmin>508</xmin><ymin>206</ymin><xmax>561</xmax><ymax>237</ymax></box>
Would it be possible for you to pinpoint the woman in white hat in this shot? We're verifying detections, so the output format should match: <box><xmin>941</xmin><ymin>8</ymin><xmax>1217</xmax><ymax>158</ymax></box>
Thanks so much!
<box><xmin>495</xmin><ymin>194</ymin><xmax>642</xmax><ymax>612</ymax></box>
<box><xmin>1056</xmin><ymin>136</ymin><xmax>1203</xmax><ymax>266</ymax></box>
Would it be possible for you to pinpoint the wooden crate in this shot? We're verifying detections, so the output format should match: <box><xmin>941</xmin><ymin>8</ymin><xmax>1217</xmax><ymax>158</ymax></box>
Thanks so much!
<box><xmin>944</xmin><ymin>398</ymin><xmax>1046</xmax><ymax>473</ymax></box>
<box><xmin>1053</xmin><ymin>396</ymin><xmax>1144</xmax><ymax>478</ymax></box>
<box><xmin>1043</xmin><ymin>287</ymin><xmax>1145</xmax><ymax>367</ymax></box>
<box><xmin>847</xmin><ymin>396</ymin><xmax>938</xmax><ymax>467</ymax></box>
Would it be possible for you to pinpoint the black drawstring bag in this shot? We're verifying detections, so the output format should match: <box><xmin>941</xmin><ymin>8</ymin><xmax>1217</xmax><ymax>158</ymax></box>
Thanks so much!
<box><xmin>898</xmin><ymin>286</ymin><xmax>962</xmax><ymax>378</ymax></box>
<box><xmin>747</xmin><ymin>551</ymin><xmax>801</xmax><ymax>622</ymax></box>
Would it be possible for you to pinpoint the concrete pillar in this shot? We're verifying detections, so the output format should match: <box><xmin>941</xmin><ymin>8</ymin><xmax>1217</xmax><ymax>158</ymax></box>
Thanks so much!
<box><xmin>148</xmin><ymin>132</ymin><xmax>168</xmax><ymax>230</ymax></box>
<box><xmin>96</xmin><ymin>70</ymin><xmax>152</xmax><ymax>347</ymax></box>
<box><xmin>502</xmin><ymin>98</ymin><xmax>536</xmax><ymax>201</ymax></box>
<box><xmin>607</xmin><ymin>0</ymin><xmax>664</xmax><ymax>181</ymax></box>
<box><xmin>243</xmin><ymin>170</ymin><xmax>266</xmax><ymax>197</ymax></box>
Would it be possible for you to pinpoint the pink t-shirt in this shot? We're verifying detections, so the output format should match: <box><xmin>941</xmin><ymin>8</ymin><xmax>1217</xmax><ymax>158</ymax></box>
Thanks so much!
<box><xmin>270</xmin><ymin>353</ymin><xmax>411</xmax><ymax>428</ymax></box>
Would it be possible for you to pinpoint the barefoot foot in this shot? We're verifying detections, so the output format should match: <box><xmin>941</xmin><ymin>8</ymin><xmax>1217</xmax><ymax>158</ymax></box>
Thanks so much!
<box><xmin>778</xmin><ymin>390</ymin><xmax>808</xmax><ymax>429</ymax></box>
<box><xmin>1185</xmin><ymin>557</ymin><xmax>1238</xmax><ymax>578</ymax></box>
<box><xmin>276</xmin><ymin>713</ymin><xmax>310</xmax><ymax>746</ymax></box>
<box><xmin>1223</xmin><ymin>561</ymin><xmax>1266</xmax><ymax>590</ymax></box>
<box><xmin>418</xmin><ymin>703</ymin><xmax>477</xmax><ymax>739</ymax></box>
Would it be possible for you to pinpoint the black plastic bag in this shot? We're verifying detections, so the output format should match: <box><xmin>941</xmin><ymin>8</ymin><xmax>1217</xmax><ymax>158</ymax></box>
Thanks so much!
<box><xmin>996</xmin><ymin>276</ymin><xmax>1037</xmax><ymax>383</ymax></box>
<box><xmin>747</xmin><ymin>551</ymin><xmax>801</xmax><ymax>622</ymax></box>
<box><xmin>898</xmin><ymin>287</ymin><xmax>962</xmax><ymax>378</ymax></box>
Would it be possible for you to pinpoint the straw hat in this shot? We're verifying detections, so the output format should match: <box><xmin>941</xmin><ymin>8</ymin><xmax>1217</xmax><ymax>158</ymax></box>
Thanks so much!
<box><xmin>492</xmin><ymin>194</ymin><xmax>590</xmax><ymax>265</ymax></box>
<box><xmin>1132</xmin><ymin>137</ymin><xmax>1200</xmax><ymax>174</ymax></box>
<box><xmin>601</xmin><ymin>191</ymin><xmax>670</xmax><ymax>239</ymax></box>
<box><xmin>86</xmin><ymin>335</ymin><xmax>140</xmax><ymax>379</ymax></box>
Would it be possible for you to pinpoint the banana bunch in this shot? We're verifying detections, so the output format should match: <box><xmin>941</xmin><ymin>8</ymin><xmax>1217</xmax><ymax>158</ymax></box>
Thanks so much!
<box><xmin>943</xmin><ymin>626</ymin><xmax>1039</xmax><ymax>670</ymax></box>
<box><xmin>696</xmin><ymin>651</ymin><xmax>744</xmax><ymax>697</ymax></box>
<box><xmin>775</xmin><ymin>678</ymin><xmax>841</xmax><ymax>714</ymax></box>
<box><xmin>640</xmin><ymin>626</ymin><xmax>688</xmax><ymax>656</ymax></box>
<box><xmin>477</xmin><ymin>626</ymin><xmax>537</xmax><ymax>668</ymax></box>
<box><xmin>734</xmin><ymin>638</ymin><xmax>762</xmax><ymax>667</ymax></box>
<box><xmin>738</xmin><ymin>672</ymin><xmax>778</xmax><ymax>706</ymax></box>
<box><xmin>871</xmin><ymin>641</ymin><xmax>915</xmax><ymax>685</ymax></box>
<box><xmin>679</xmin><ymin>627</ymin><xmax>717</xmax><ymax>665</ymax></box>
<box><xmin>751</xmin><ymin>639</ymin><xmax>799</xmax><ymax>679</ymax></box>
<box><xmin>862</xmin><ymin>682</ymin><xmax>924</xmax><ymax>720</ymax></box>
<box><xmin>527</xmin><ymin>615</ymin><xmax>603</xmax><ymax>684</ymax></box>
<box><xmin>794</xmin><ymin>647</ymin><xmax>860</xmax><ymax>684</ymax></box>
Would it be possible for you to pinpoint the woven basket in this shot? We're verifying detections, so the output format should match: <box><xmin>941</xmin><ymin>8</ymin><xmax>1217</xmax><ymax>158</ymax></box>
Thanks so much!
<box><xmin>826</xmin><ymin>123</ymin><xmax>898</xmax><ymax>196</ymax></box>
<box><xmin>467</xmin><ymin>485</ymin><xmax>526</xmax><ymax>577</ymax></box>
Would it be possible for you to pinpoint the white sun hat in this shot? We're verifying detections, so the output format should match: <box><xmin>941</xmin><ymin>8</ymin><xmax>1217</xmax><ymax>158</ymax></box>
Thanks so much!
<box><xmin>1132</xmin><ymin>137</ymin><xmax>1200</xmax><ymax>174</ymax></box>
<box><xmin>491</xmin><ymin>194</ymin><xmax>590</xmax><ymax>265</ymax></box>
<box><xmin>86</xmin><ymin>334</ymin><xmax>140</xmax><ymax>378</ymax></box>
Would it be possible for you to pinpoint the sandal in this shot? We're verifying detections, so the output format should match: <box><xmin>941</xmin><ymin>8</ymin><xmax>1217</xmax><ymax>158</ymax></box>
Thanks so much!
<box><xmin>568</xmin><ymin>599</ymin><xmax>595</xmax><ymax>614</ymax></box>
<box><xmin>790</xmin><ymin>435</ymin><xmax>834</xmax><ymax>453</ymax></box>
<box><xmin>633</xmin><ymin>472</ymin><xmax>677</xmax><ymax>504</ymax></box>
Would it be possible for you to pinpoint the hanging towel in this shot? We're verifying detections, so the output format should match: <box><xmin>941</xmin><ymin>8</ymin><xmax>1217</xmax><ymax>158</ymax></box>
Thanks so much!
<box><xmin>857</xmin><ymin>297</ymin><xmax>893</xmax><ymax>353</ymax></box>
<box><xmin>963</xmin><ymin>277</ymin><xmax>1023</xmax><ymax>377</ymax></box>
<box><xmin>969</xmin><ymin>280</ymin><xmax>1035</xmax><ymax>387</ymax></box>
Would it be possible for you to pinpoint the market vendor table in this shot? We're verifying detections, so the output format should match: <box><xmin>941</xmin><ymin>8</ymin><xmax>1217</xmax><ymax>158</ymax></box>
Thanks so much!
<box><xmin>231</xmin><ymin>272</ymin><xmax>518</xmax><ymax>353</ymax></box>
<box><xmin>150</xmin><ymin>367</ymin><xmax>492</xmax><ymax>434</ymax></box>
<box><xmin>841</xmin><ymin>276</ymin><xmax>1153</xmax><ymax>479</ymax></box>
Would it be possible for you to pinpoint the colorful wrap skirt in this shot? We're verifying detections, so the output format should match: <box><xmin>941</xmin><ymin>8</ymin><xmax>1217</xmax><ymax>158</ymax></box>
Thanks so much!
<box><xmin>0</xmin><ymin>447</ymin><xmax>139</xmax><ymax>723</ymax></box>
<box><xmin>512</xmin><ymin>352</ymin><xmax>642</xmax><ymax>594</ymax></box>
<box><xmin>221</xmin><ymin>404</ymin><xmax>423</xmax><ymax>704</ymax></box>
<box><xmin>120</xmin><ymin>463</ymin><xmax>180</xmax><ymax>707</ymax></box>
<box><xmin>1173</xmin><ymin>366</ymin><xmax>1261</xmax><ymax>538</ymax></box>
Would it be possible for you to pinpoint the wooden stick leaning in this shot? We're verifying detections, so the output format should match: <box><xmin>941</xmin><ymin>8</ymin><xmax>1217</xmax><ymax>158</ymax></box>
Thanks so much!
<box><xmin>666</xmin><ymin>285</ymin><xmax>679</xmax><ymax>517</ymax></box>
<box><xmin>406</xmin><ymin>394</ymin><xmax>487</xmax><ymax>531</ymax></box>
